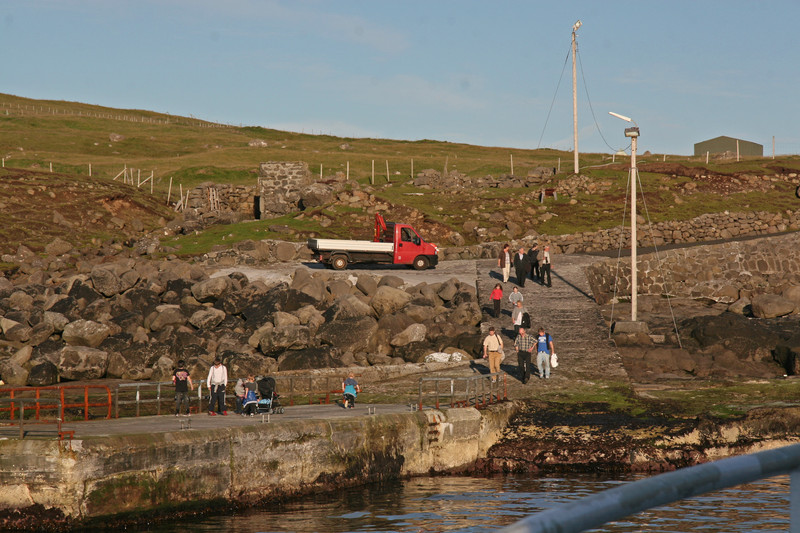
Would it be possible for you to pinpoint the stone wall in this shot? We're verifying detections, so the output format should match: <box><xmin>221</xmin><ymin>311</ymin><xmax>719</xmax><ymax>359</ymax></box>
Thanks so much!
<box><xmin>584</xmin><ymin>231</ymin><xmax>800</xmax><ymax>304</ymax></box>
<box><xmin>0</xmin><ymin>404</ymin><xmax>516</xmax><ymax>523</ymax></box>
<box><xmin>186</xmin><ymin>182</ymin><xmax>256</xmax><ymax>221</ymax></box>
<box><xmin>258</xmin><ymin>161</ymin><xmax>312</xmax><ymax>217</ymax></box>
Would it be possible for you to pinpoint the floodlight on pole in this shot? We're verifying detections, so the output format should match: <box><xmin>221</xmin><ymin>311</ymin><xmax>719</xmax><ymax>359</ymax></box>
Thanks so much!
<box><xmin>610</xmin><ymin>111</ymin><xmax>640</xmax><ymax>322</ymax></box>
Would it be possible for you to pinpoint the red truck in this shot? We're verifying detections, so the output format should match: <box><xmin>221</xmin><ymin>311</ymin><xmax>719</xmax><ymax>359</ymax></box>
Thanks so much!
<box><xmin>307</xmin><ymin>214</ymin><xmax>439</xmax><ymax>270</ymax></box>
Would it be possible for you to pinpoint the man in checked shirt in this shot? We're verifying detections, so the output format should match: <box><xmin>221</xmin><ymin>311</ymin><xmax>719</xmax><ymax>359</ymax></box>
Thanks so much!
<box><xmin>514</xmin><ymin>327</ymin><xmax>536</xmax><ymax>384</ymax></box>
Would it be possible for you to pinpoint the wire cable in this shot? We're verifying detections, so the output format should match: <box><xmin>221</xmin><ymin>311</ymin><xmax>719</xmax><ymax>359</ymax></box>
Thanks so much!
<box><xmin>537</xmin><ymin>45</ymin><xmax>572</xmax><ymax>149</ymax></box>
<box><xmin>577</xmin><ymin>47</ymin><xmax>619</xmax><ymax>152</ymax></box>
<box><xmin>635</xmin><ymin>169</ymin><xmax>684</xmax><ymax>349</ymax></box>
<box><xmin>609</xmin><ymin>167</ymin><xmax>631</xmax><ymax>337</ymax></box>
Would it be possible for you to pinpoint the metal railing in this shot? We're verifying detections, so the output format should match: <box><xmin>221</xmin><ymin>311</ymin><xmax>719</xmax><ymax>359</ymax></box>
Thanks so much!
<box><xmin>0</xmin><ymin>385</ymin><xmax>112</xmax><ymax>421</ymax></box>
<box><xmin>0</xmin><ymin>398</ymin><xmax>63</xmax><ymax>439</ymax></box>
<box><xmin>500</xmin><ymin>442</ymin><xmax>800</xmax><ymax>532</ymax></box>
<box><xmin>418</xmin><ymin>373</ymin><xmax>507</xmax><ymax>411</ymax></box>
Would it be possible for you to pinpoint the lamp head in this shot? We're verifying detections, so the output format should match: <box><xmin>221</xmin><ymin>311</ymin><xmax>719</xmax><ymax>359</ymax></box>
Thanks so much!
<box><xmin>608</xmin><ymin>111</ymin><xmax>632</xmax><ymax>123</ymax></box>
<box><xmin>573</xmin><ymin>20</ymin><xmax>582</xmax><ymax>32</ymax></box>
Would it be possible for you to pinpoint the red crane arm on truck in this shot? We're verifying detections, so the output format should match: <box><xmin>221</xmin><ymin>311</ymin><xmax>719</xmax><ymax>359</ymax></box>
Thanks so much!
<box><xmin>374</xmin><ymin>213</ymin><xmax>388</xmax><ymax>242</ymax></box>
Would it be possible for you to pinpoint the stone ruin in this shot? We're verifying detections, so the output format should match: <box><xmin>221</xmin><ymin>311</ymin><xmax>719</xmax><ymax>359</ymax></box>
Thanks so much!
<box><xmin>258</xmin><ymin>161</ymin><xmax>313</xmax><ymax>217</ymax></box>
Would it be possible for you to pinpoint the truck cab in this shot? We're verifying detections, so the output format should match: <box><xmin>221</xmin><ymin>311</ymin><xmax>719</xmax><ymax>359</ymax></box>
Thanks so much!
<box><xmin>374</xmin><ymin>214</ymin><xmax>438</xmax><ymax>270</ymax></box>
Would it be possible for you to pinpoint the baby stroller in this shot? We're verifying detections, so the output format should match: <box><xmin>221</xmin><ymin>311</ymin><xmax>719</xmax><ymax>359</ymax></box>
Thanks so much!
<box><xmin>256</xmin><ymin>376</ymin><xmax>284</xmax><ymax>414</ymax></box>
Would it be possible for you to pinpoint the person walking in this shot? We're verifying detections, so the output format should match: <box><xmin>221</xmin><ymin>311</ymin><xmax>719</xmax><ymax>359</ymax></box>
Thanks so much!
<box><xmin>498</xmin><ymin>243</ymin><xmax>511</xmax><ymax>283</ymax></box>
<box><xmin>482</xmin><ymin>326</ymin><xmax>504</xmax><ymax>382</ymax></box>
<box><xmin>513</xmin><ymin>247</ymin><xmax>531</xmax><ymax>287</ymax></box>
<box><xmin>233</xmin><ymin>377</ymin><xmax>245</xmax><ymax>414</ymax></box>
<box><xmin>528</xmin><ymin>243</ymin><xmax>541</xmax><ymax>283</ymax></box>
<box><xmin>490</xmin><ymin>283</ymin><xmax>503</xmax><ymax>318</ymax></box>
<box><xmin>206</xmin><ymin>358</ymin><xmax>228</xmax><ymax>416</ymax></box>
<box><xmin>514</xmin><ymin>327</ymin><xmax>536</xmax><ymax>384</ymax></box>
<box><xmin>172</xmin><ymin>360</ymin><xmax>194</xmax><ymax>416</ymax></box>
<box><xmin>535</xmin><ymin>327</ymin><xmax>555</xmax><ymax>379</ymax></box>
<box><xmin>511</xmin><ymin>300</ymin><xmax>526</xmax><ymax>333</ymax></box>
<box><xmin>540</xmin><ymin>245</ymin><xmax>552</xmax><ymax>287</ymax></box>
<box><xmin>508</xmin><ymin>286</ymin><xmax>523</xmax><ymax>308</ymax></box>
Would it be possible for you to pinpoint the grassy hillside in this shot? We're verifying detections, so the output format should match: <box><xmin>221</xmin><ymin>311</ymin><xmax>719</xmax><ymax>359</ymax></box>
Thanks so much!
<box><xmin>1</xmin><ymin>93</ymin><xmax>799</xmax><ymax>256</ymax></box>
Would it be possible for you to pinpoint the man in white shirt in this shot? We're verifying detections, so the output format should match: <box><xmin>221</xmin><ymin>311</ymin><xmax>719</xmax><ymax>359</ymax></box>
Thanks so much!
<box><xmin>206</xmin><ymin>358</ymin><xmax>228</xmax><ymax>415</ymax></box>
<box><xmin>482</xmin><ymin>327</ymin><xmax>504</xmax><ymax>382</ymax></box>
<box><xmin>541</xmin><ymin>245</ymin><xmax>552</xmax><ymax>287</ymax></box>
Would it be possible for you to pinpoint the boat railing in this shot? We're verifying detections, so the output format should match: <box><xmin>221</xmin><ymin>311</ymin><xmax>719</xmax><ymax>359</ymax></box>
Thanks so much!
<box><xmin>499</xmin><ymin>442</ymin><xmax>800</xmax><ymax>532</ymax></box>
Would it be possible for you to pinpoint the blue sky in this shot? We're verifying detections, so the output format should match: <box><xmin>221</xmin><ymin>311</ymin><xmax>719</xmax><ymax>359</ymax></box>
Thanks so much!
<box><xmin>3</xmin><ymin>0</ymin><xmax>799</xmax><ymax>156</ymax></box>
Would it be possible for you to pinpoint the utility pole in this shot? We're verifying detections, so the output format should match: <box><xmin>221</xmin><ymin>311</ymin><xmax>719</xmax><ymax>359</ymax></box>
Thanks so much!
<box><xmin>572</xmin><ymin>20</ymin><xmax>582</xmax><ymax>175</ymax></box>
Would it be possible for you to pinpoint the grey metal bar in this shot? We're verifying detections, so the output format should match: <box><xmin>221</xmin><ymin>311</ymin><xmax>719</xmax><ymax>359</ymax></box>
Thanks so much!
<box><xmin>501</xmin><ymin>442</ymin><xmax>800</xmax><ymax>533</ymax></box>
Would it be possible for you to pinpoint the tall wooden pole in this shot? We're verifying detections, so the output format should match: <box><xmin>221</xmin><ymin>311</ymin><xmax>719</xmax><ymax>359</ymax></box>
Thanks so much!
<box><xmin>630</xmin><ymin>133</ymin><xmax>638</xmax><ymax>322</ymax></box>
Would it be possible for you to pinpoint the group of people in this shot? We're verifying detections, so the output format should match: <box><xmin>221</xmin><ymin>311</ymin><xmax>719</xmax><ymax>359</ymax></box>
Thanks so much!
<box><xmin>497</xmin><ymin>242</ymin><xmax>552</xmax><ymax>288</ymax></box>
<box><xmin>171</xmin><ymin>359</ymin><xmax>361</xmax><ymax>415</ymax></box>
<box><xmin>482</xmin><ymin>325</ymin><xmax>555</xmax><ymax>384</ymax></box>
<box><xmin>484</xmin><ymin>241</ymin><xmax>557</xmax><ymax>384</ymax></box>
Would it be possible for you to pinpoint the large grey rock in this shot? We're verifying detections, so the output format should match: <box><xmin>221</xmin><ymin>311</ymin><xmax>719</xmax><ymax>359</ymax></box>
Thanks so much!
<box><xmin>317</xmin><ymin>316</ymin><xmax>378</xmax><ymax>354</ymax></box>
<box><xmin>0</xmin><ymin>359</ymin><xmax>29</xmax><ymax>386</ymax></box>
<box><xmin>275</xmin><ymin>242</ymin><xmax>296</xmax><ymax>262</ymax></box>
<box><xmin>189</xmin><ymin>308</ymin><xmax>226</xmax><ymax>329</ymax></box>
<box><xmin>278</xmin><ymin>346</ymin><xmax>342</xmax><ymax>371</ymax></box>
<box><xmin>58</xmin><ymin>346</ymin><xmax>109</xmax><ymax>380</ymax></box>
<box><xmin>259</xmin><ymin>325</ymin><xmax>311</xmax><ymax>354</ymax></box>
<box><xmin>90</xmin><ymin>266</ymin><xmax>124</xmax><ymax>297</ymax></box>
<box><xmin>43</xmin><ymin>311</ymin><xmax>69</xmax><ymax>332</ymax></box>
<box><xmin>356</xmin><ymin>275</ymin><xmax>378</xmax><ymax>297</ymax></box>
<box><xmin>27</xmin><ymin>322</ymin><xmax>54</xmax><ymax>346</ymax></box>
<box><xmin>273</xmin><ymin>311</ymin><xmax>300</xmax><ymax>328</ymax></box>
<box><xmin>299</xmin><ymin>183</ymin><xmax>334</xmax><ymax>208</ymax></box>
<box><xmin>783</xmin><ymin>285</ymin><xmax>800</xmax><ymax>306</ymax></box>
<box><xmin>391</xmin><ymin>324</ymin><xmax>427</xmax><ymax>346</ymax></box>
<box><xmin>751</xmin><ymin>294</ymin><xmax>797</xmax><ymax>319</ymax></box>
<box><xmin>8</xmin><ymin>291</ymin><xmax>34</xmax><ymax>310</ymax></box>
<box><xmin>45</xmin><ymin>237</ymin><xmax>73</xmax><ymax>256</ymax></box>
<box><xmin>62</xmin><ymin>319</ymin><xmax>111</xmax><ymax>347</ymax></box>
<box><xmin>447</xmin><ymin>302</ymin><xmax>482</xmax><ymax>327</ymax></box>
<box><xmin>324</xmin><ymin>294</ymin><xmax>373</xmax><ymax>321</ymax></box>
<box><xmin>27</xmin><ymin>360</ymin><xmax>59</xmax><ymax>386</ymax></box>
<box><xmin>192</xmin><ymin>277</ymin><xmax>233</xmax><ymax>302</ymax></box>
<box><xmin>370</xmin><ymin>286</ymin><xmax>412</xmax><ymax>317</ymax></box>
<box><xmin>147</xmin><ymin>306</ymin><xmax>187</xmax><ymax>331</ymax></box>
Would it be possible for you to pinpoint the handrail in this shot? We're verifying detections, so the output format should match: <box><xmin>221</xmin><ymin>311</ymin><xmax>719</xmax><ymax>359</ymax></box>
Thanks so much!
<box><xmin>0</xmin><ymin>398</ymin><xmax>63</xmax><ymax>439</ymax></box>
<box><xmin>0</xmin><ymin>385</ymin><xmax>112</xmax><ymax>421</ymax></box>
<box><xmin>500</xmin><ymin>442</ymin><xmax>800</xmax><ymax>532</ymax></box>
<box><xmin>418</xmin><ymin>373</ymin><xmax>507</xmax><ymax>410</ymax></box>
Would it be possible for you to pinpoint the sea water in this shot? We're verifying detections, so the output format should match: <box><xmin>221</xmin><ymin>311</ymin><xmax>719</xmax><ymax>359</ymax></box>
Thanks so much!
<box><xmin>142</xmin><ymin>473</ymin><xmax>789</xmax><ymax>532</ymax></box>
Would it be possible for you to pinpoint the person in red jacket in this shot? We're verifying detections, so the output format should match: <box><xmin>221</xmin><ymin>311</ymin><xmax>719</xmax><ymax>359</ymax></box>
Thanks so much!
<box><xmin>490</xmin><ymin>283</ymin><xmax>503</xmax><ymax>318</ymax></box>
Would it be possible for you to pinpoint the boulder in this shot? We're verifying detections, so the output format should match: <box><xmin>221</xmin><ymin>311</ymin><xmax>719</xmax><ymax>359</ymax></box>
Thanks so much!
<box><xmin>248</xmin><ymin>323</ymin><xmax>274</xmax><ymax>349</ymax></box>
<box><xmin>147</xmin><ymin>306</ymin><xmax>187</xmax><ymax>331</ymax></box>
<box><xmin>390</xmin><ymin>324</ymin><xmax>427</xmax><ymax>346</ymax></box>
<box><xmin>273</xmin><ymin>311</ymin><xmax>300</xmax><ymax>328</ymax></box>
<box><xmin>45</xmin><ymin>237</ymin><xmax>73</xmax><ymax>256</ymax></box>
<box><xmin>437</xmin><ymin>280</ymin><xmax>458</xmax><ymax>302</ymax></box>
<box><xmin>43</xmin><ymin>311</ymin><xmax>70</xmax><ymax>332</ymax></box>
<box><xmin>27</xmin><ymin>361</ymin><xmax>59</xmax><ymax>386</ymax></box>
<box><xmin>27</xmin><ymin>322</ymin><xmax>54</xmax><ymax>346</ymax></box>
<box><xmin>259</xmin><ymin>325</ymin><xmax>311</xmax><ymax>355</ymax></box>
<box><xmin>58</xmin><ymin>346</ymin><xmax>109</xmax><ymax>380</ymax></box>
<box><xmin>275</xmin><ymin>242</ymin><xmax>296</xmax><ymax>262</ymax></box>
<box><xmin>299</xmin><ymin>183</ymin><xmax>334</xmax><ymax>208</ymax></box>
<box><xmin>8</xmin><ymin>291</ymin><xmax>34</xmax><ymax>310</ymax></box>
<box><xmin>317</xmin><ymin>316</ymin><xmax>378</xmax><ymax>355</ymax></box>
<box><xmin>278</xmin><ymin>346</ymin><xmax>342</xmax><ymax>371</ymax></box>
<box><xmin>323</xmin><ymin>294</ymin><xmax>373</xmax><ymax>321</ymax></box>
<box><xmin>0</xmin><ymin>359</ymin><xmax>29</xmax><ymax>386</ymax></box>
<box><xmin>90</xmin><ymin>266</ymin><xmax>124</xmax><ymax>297</ymax></box>
<box><xmin>370</xmin><ymin>286</ymin><xmax>412</xmax><ymax>317</ymax></box>
<box><xmin>447</xmin><ymin>302</ymin><xmax>482</xmax><ymax>327</ymax></box>
<box><xmin>192</xmin><ymin>276</ymin><xmax>233</xmax><ymax>302</ymax></box>
<box><xmin>378</xmin><ymin>275</ymin><xmax>404</xmax><ymax>289</ymax></box>
<box><xmin>356</xmin><ymin>275</ymin><xmax>378</xmax><ymax>297</ymax></box>
<box><xmin>189</xmin><ymin>308</ymin><xmax>226</xmax><ymax>330</ymax></box>
<box><xmin>62</xmin><ymin>319</ymin><xmax>111</xmax><ymax>347</ymax></box>
<box><xmin>782</xmin><ymin>285</ymin><xmax>800</xmax><ymax>307</ymax></box>
<box><xmin>751</xmin><ymin>294</ymin><xmax>797</xmax><ymax>319</ymax></box>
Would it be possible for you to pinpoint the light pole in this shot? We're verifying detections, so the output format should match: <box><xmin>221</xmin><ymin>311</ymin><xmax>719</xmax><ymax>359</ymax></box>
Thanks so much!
<box><xmin>572</xmin><ymin>20</ymin><xmax>582</xmax><ymax>175</ymax></box>
<box><xmin>609</xmin><ymin>112</ymin><xmax>640</xmax><ymax>321</ymax></box>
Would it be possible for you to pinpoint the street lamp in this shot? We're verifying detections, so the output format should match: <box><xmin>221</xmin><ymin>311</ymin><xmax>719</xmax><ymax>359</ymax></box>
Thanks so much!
<box><xmin>609</xmin><ymin>111</ymin><xmax>641</xmax><ymax>322</ymax></box>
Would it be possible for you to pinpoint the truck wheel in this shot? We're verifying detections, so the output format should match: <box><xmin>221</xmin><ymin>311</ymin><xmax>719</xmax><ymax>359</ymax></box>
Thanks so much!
<box><xmin>331</xmin><ymin>255</ymin><xmax>348</xmax><ymax>270</ymax></box>
<box><xmin>412</xmin><ymin>256</ymin><xmax>430</xmax><ymax>270</ymax></box>
<box><xmin>796</xmin><ymin>185</ymin><xmax>800</xmax><ymax>199</ymax></box>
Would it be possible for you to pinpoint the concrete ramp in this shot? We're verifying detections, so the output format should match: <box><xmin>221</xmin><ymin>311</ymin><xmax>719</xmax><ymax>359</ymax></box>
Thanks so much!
<box><xmin>476</xmin><ymin>255</ymin><xmax>628</xmax><ymax>384</ymax></box>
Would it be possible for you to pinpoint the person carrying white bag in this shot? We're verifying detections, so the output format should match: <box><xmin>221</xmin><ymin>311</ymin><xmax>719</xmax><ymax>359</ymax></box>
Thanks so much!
<box><xmin>535</xmin><ymin>327</ymin><xmax>556</xmax><ymax>379</ymax></box>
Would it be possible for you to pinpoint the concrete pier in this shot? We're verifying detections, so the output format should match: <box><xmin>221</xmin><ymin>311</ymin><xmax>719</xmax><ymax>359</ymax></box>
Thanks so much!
<box><xmin>0</xmin><ymin>402</ymin><xmax>517</xmax><ymax>525</ymax></box>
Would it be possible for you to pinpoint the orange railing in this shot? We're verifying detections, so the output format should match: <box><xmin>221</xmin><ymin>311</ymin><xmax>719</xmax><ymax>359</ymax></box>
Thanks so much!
<box><xmin>0</xmin><ymin>385</ymin><xmax>112</xmax><ymax>421</ymax></box>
